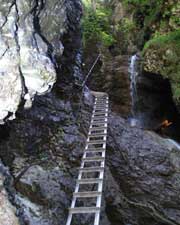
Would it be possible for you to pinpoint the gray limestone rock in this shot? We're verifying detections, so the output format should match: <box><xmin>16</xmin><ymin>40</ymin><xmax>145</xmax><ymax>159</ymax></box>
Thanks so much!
<box><xmin>0</xmin><ymin>0</ymin><xmax>77</xmax><ymax>123</ymax></box>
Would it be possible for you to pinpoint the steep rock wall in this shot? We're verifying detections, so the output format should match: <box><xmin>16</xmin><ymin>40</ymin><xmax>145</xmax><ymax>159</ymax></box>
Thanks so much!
<box><xmin>0</xmin><ymin>0</ymin><xmax>82</xmax><ymax>124</ymax></box>
<box><xmin>0</xmin><ymin>0</ymin><xmax>83</xmax><ymax>224</ymax></box>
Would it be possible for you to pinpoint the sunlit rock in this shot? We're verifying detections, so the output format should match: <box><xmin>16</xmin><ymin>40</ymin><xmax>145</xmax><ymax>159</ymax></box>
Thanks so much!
<box><xmin>0</xmin><ymin>0</ymin><xmax>73</xmax><ymax>123</ymax></box>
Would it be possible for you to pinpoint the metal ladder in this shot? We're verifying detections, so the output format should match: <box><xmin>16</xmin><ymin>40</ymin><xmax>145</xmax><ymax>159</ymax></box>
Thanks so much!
<box><xmin>66</xmin><ymin>92</ymin><xmax>109</xmax><ymax>225</ymax></box>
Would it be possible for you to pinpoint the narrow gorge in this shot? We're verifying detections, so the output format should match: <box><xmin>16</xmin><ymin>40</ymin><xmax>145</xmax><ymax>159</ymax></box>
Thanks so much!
<box><xmin>0</xmin><ymin>0</ymin><xmax>180</xmax><ymax>225</ymax></box>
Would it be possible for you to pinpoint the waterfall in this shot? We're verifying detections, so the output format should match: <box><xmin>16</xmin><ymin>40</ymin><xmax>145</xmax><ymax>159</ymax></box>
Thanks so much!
<box><xmin>129</xmin><ymin>54</ymin><xmax>139</xmax><ymax>127</ymax></box>
<box><xmin>129</xmin><ymin>54</ymin><xmax>138</xmax><ymax>115</ymax></box>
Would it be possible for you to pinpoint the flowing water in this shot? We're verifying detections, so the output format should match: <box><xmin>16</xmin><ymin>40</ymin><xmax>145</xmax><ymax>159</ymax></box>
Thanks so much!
<box><xmin>129</xmin><ymin>54</ymin><xmax>139</xmax><ymax>127</ymax></box>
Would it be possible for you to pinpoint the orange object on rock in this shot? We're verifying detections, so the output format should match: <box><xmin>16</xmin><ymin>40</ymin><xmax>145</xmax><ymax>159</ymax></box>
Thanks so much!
<box><xmin>161</xmin><ymin>120</ymin><xmax>172</xmax><ymax>128</ymax></box>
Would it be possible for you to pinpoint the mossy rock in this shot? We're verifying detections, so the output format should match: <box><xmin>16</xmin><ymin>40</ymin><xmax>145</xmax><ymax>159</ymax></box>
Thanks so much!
<box><xmin>143</xmin><ymin>30</ymin><xmax>180</xmax><ymax>104</ymax></box>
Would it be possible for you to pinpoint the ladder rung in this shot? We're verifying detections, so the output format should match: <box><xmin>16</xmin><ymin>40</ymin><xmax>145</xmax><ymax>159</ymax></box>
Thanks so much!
<box><xmin>91</xmin><ymin>117</ymin><xmax>108</xmax><ymax>120</ymax></box>
<box><xmin>88</xmin><ymin>135</ymin><xmax>106</xmax><ymax>138</ymax></box>
<box><xmin>92</xmin><ymin>107</ymin><xmax>108</xmax><ymax>113</ymax></box>
<box><xmin>88</xmin><ymin>133</ymin><xmax>107</xmax><ymax>138</ymax></box>
<box><xmin>73</xmin><ymin>191</ymin><xmax>101</xmax><ymax>198</ymax></box>
<box><xmin>90</xmin><ymin>127</ymin><xmax>107</xmax><ymax>131</ymax></box>
<box><xmin>92</xmin><ymin>117</ymin><xmax>108</xmax><ymax>121</ymax></box>
<box><xmin>86</xmin><ymin>140</ymin><xmax>106</xmax><ymax>145</ymax></box>
<box><xmin>88</xmin><ymin>139</ymin><xmax>106</xmax><ymax>142</ymax></box>
<box><xmin>92</xmin><ymin>116</ymin><xmax>108</xmax><ymax>120</ymax></box>
<box><xmin>77</xmin><ymin>178</ymin><xmax>103</xmax><ymax>184</ymax></box>
<box><xmin>92</xmin><ymin>114</ymin><xmax>108</xmax><ymax>117</ymax></box>
<box><xmin>93</xmin><ymin>111</ymin><xmax>108</xmax><ymax>115</ymax></box>
<box><xmin>95</xmin><ymin>99</ymin><xmax>108</xmax><ymax>102</ymax></box>
<box><xmin>69</xmin><ymin>207</ymin><xmax>101</xmax><ymax>214</ymax></box>
<box><xmin>85</xmin><ymin>147</ymin><xmax>105</xmax><ymax>151</ymax></box>
<box><xmin>91</xmin><ymin>112</ymin><xmax>108</xmax><ymax>116</ymax></box>
<box><xmin>88</xmin><ymin>134</ymin><xmax>106</xmax><ymax>138</ymax></box>
<box><xmin>91</xmin><ymin>121</ymin><xmax>107</xmax><ymax>125</ymax></box>
<box><xmin>79</xmin><ymin>167</ymin><xmax>104</xmax><ymax>172</ymax></box>
<box><xmin>94</xmin><ymin>105</ymin><xmax>108</xmax><ymax>108</ymax></box>
<box><xmin>93</xmin><ymin>112</ymin><xmax>108</xmax><ymax>115</ymax></box>
<box><xmin>85</xmin><ymin>148</ymin><xmax>105</xmax><ymax>153</ymax></box>
<box><xmin>89</xmin><ymin>127</ymin><xmax>108</xmax><ymax>131</ymax></box>
<box><xmin>95</xmin><ymin>103</ymin><xmax>109</xmax><ymax>106</ymax></box>
<box><xmin>91</xmin><ymin>118</ymin><xmax>108</xmax><ymax>122</ymax></box>
<box><xmin>94</xmin><ymin>107</ymin><xmax>108</xmax><ymax>110</ymax></box>
<box><xmin>90</xmin><ymin>122</ymin><xmax>108</xmax><ymax>126</ymax></box>
<box><xmin>95</xmin><ymin>101</ymin><xmax>109</xmax><ymax>105</ymax></box>
<box><xmin>94</xmin><ymin>103</ymin><xmax>108</xmax><ymax>106</ymax></box>
<box><xmin>93</xmin><ymin>109</ymin><xmax>108</xmax><ymax>112</ymax></box>
<box><xmin>95</xmin><ymin>101</ymin><xmax>108</xmax><ymax>104</ymax></box>
<box><xmin>94</xmin><ymin>106</ymin><xmax>108</xmax><ymax>109</ymax></box>
<box><xmin>94</xmin><ymin>98</ymin><xmax>109</xmax><ymax>103</ymax></box>
<box><xmin>82</xmin><ymin>156</ymin><xmax>105</xmax><ymax>162</ymax></box>
<box><xmin>88</xmin><ymin>132</ymin><xmax>107</xmax><ymax>137</ymax></box>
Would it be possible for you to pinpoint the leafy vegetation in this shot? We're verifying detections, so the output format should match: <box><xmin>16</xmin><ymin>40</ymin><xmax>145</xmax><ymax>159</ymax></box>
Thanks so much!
<box><xmin>123</xmin><ymin>0</ymin><xmax>179</xmax><ymax>39</ymax></box>
<box><xmin>144</xmin><ymin>29</ymin><xmax>180</xmax><ymax>50</ymax></box>
<box><xmin>82</xmin><ymin>0</ymin><xmax>116</xmax><ymax>47</ymax></box>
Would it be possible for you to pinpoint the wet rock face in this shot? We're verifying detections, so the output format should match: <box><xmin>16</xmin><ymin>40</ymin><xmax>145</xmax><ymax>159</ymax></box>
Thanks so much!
<box><xmin>0</xmin><ymin>0</ymin><xmax>83</xmax><ymax>223</ymax></box>
<box><xmin>87</xmin><ymin>48</ymin><xmax>131</xmax><ymax>116</ymax></box>
<box><xmin>105</xmin><ymin>114</ymin><xmax>180</xmax><ymax>225</ymax></box>
<box><xmin>0</xmin><ymin>0</ymin><xmax>82</xmax><ymax>124</ymax></box>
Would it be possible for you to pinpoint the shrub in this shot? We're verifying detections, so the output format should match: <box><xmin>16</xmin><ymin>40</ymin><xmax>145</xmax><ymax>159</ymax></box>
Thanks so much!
<box><xmin>143</xmin><ymin>29</ymin><xmax>180</xmax><ymax>50</ymax></box>
<box><xmin>82</xmin><ymin>1</ymin><xmax>115</xmax><ymax>47</ymax></box>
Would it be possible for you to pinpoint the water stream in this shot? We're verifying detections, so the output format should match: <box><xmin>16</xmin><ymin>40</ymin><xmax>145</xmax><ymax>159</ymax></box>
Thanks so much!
<box><xmin>129</xmin><ymin>54</ymin><xmax>139</xmax><ymax>127</ymax></box>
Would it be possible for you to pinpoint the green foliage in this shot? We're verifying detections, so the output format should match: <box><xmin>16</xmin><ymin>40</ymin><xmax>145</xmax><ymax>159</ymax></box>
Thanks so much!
<box><xmin>82</xmin><ymin>1</ymin><xmax>115</xmax><ymax>47</ymax></box>
<box><xmin>173</xmin><ymin>85</ymin><xmax>180</xmax><ymax>102</ymax></box>
<box><xmin>101</xmin><ymin>31</ymin><xmax>115</xmax><ymax>46</ymax></box>
<box><xmin>123</xmin><ymin>0</ymin><xmax>178</xmax><ymax>29</ymax></box>
<box><xmin>83</xmin><ymin>0</ymin><xmax>91</xmax><ymax>8</ymax></box>
<box><xmin>118</xmin><ymin>18</ymin><xmax>135</xmax><ymax>33</ymax></box>
<box><xmin>144</xmin><ymin>30</ymin><xmax>180</xmax><ymax>50</ymax></box>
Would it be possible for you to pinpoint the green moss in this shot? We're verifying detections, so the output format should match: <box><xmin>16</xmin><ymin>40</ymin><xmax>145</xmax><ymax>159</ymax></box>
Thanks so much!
<box><xmin>143</xmin><ymin>30</ymin><xmax>180</xmax><ymax>50</ymax></box>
